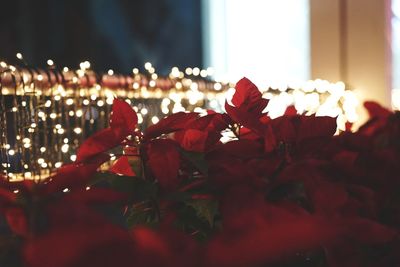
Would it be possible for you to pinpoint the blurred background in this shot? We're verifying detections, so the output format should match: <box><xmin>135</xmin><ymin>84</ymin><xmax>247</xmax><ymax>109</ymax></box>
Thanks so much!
<box><xmin>0</xmin><ymin>0</ymin><xmax>399</xmax><ymax>107</ymax></box>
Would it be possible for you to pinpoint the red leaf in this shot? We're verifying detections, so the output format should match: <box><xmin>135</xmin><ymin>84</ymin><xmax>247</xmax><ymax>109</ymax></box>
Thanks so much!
<box><xmin>24</xmin><ymin>223</ymin><xmax>136</xmax><ymax>267</ymax></box>
<box><xmin>232</xmin><ymin>77</ymin><xmax>262</xmax><ymax>108</ymax></box>
<box><xmin>264</xmin><ymin>124</ymin><xmax>277</xmax><ymax>153</ymax></box>
<box><xmin>62</xmin><ymin>188</ymin><xmax>128</xmax><ymax>204</ymax></box>
<box><xmin>270</xmin><ymin>116</ymin><xmax>296</xmax><ymax>144</ymax></box>
<box><xmin>343</xmin><ymin>217</ymin><xmax>397</xmax><ymax>244</ymax></box>
<box><xmin>110</xmin><ymin>156</ymin><xmax>136</xmax><ymax>176</ymax></box>
<box><xmin>364</xmin><ymin>101</ymin><xmax>391</xmax><ymax>118</ymax></box>
<box><xmin>110</xmin><ymin>98</ymin><xmax>138</xmax><ymax>138</ymax></box>
<box><xmin>284</xmin><ymin>105</ymin><xmax>298</xmax><ymax>116</ymax></box>
<box><xmin>44</xmin><ymin>154</ymin><xmax>108</xmax><ymax>194</ymax></box>
<box><xmin>180</xmin><ymin>129</ymin><xmax>209</xmax><ymax>152</ymax></box>
<box><xmin>185</xmin><ymin>113</ymin><xmax>227</xmax><ymax>132</ymax></box>
<box><xmin>144</xmin><ymin>112</ymin><xmax>198</xmax><ymax>140</ymax></box>
<box><xmin>312</xmin><ymin>182</ymin><xmax>348</xmax><ymax>213</ymax></box>
<box><xmin>297</xmin><ymin>115</ymin><xmax>337</xmax><ymax>143</ymax></box>
<box><xmin>208</xmin><ymin>139</ymin><xmax>263</xmax><ymax>160</ymax></box>
<box><xmin>5</xmin><ymin>207</ymin><xmax>28</xmax><ymax>236</ymax></box>
<box><xmin>225</xmin><ymin>102</ymin><xmax>265</xmax><ymax>136</ymax></box>
<box><xmin>206</xmin><ymin>211</ymin><xmax>337</xmax><ymax>267</ymax></box>
<box><xmin>131</xmin><ymin>227</ymin><xmax>170</xmax><ymax>259</ymax></box>
<box><xmin>0</xmin><ymin>178</ymin><xmax>35</xmax><ymax>194</ymax></box>
<box><xmin>76</xmin><ymin>128</ymin><xmax>120</xmax><ymax>163</ymax></box>
<box><xmin>0</xmin><ymin>188</ymin><xmax>17</xmax><ymax>203</ymax></box>
<box><xmin>147</xmin><ymin>139</ymin><xmax>180</xmax><ymax>191</ymax></box>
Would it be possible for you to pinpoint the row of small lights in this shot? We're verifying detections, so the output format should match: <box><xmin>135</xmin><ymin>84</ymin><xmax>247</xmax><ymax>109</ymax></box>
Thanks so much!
<box><xmin>1</xmin><ymin>54</ymin><xmax>361</xmax><ymax>180</ymax></box>
<box><xmin>1</xmin><ymin>56</ymin><xmax>222</xmax><ymax>180</ymax></box>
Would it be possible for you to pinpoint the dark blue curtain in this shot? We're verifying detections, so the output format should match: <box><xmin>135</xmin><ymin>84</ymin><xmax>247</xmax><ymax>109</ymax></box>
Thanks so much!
<box><xmin>0</xmin><ymin>0</ymin><xmax>203</xmax><ymax>74</ymax></box>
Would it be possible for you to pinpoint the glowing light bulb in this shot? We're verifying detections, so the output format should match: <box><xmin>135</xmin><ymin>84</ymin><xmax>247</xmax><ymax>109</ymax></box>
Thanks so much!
<box><xmin>140</xmin><ymin>108</ymin><xmax>148</xmax><ymax>115</ymax></box>
<box><xmin>66</xmin><ymin>98</ymin><xmax>74</xmax><ymax>105</ymax></box>
<box><xmin>185</xmin><ymin>67</ymin><xmax>193</xmax><ymax>75</ymax></box>
<box><xmin>97</xmin><ymin>100</ymin><xmax>104</xmax><ymax>107</ymax></box>
<box><xmin>55</xmin><ymin>162</ymin><xmax>62</xmax><ymax>168</ymax></box>
<box><xmin>151</xmin><ymin>116</ymin><xmax>159</xmax><ymax>124</ymax></box>
<box><xmin>214</xmin><ymin>83</ymin><xmax>222</xmax><ymax>91</ymax></box>
<box><xmin>61</xmin><ymin>144</ymin><xmax>69</xmax><ymax>153</ymax></box>
<box><xmin>192</xmin><ymin>67</ymin><xmax>200</xmax><ymax>76</ymax></box>
<box><xmin>74</xmin><ymin>127</ymin><xmax>82</xmax><ymax>134</ymax></box>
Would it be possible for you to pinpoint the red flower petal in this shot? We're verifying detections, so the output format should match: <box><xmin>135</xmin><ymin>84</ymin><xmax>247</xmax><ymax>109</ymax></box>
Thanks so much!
<box><xmin>24</xmin><ymin>223</ymin><xmax>136</xmax><ymax>267</ymax></box>
<box><xmin>62</xmin><ymin>187</ymin><xmax>128</xmax><ymax>204</ymax></box>
<box><xmin>270</xmin><ymin>116</ymin><xmax>296</xmax><ymax>143</ymax></box>
<box><xmin>180</xmin><ymin>129</ymin><xmax>209</xmax><ymax>152</ymax></box>
<box><xmin>110</xmin><ymin>156</ymin><xmax>136</xmax><ymax>176</ymax></box>
<box><xmin>144</xmin><ymin>112</ymin><xmax>198</xmax><ymax>140</ymax></box>
<box><xmin>131</xmin><ymin>227</ymin><xmax>170</xmax><ymax>259</ymax></box>
<box><xmin>284</xmin><ymin>105</ymin><xmax>298</xmax><ymax>116</ymax></box>
<box><xmin>0</xmin><ymin>188</ymin><xmax>17</xmax><ymax>203</ymax></box>
<box><xmin>147</xmin><ymin>139</ymin><xmax>180</xmax><ymax>191</ymax></box>
<box><xmin>76</xmin><ymin>128</ymin><xmax>120</xmax><ymax>163</ymax></box>
<box><xmin>44</xmin><ymin>154</ymin><xmax>109</xmax><ymax>194</ymax></box>
<box><xmin>297</xmin><ymin>115</ymin><xmax>337</xmax><ymax>142</ymax></box>
<box><xmin>206</xmin><ymin>212</ymin><xmax>337</xmax><ymax>267</ymax></box>
<box><xmin>264</xmin><ymin>124</ymin><xmax>277</xmax><ymax>153</ymax></box>
<box><xmin>110</xmin><ymin>98</ymin><xmax>138</xmax><ymax>138</ymax></box>
<box><xmin>5</xmin><ymin>207</ymin><xmax>28</xmax><ymax>236</ymax></box>
<box><xmin>225</xmin><ymin>102</ymin><xmax>265</xmax><ymax>136</ymax></box>
<box><xmin>364</xmin><ymin>101</ymin><xmax>391</xmax><ymax>118</ymax></box>
<box><xmin>232</xmin><ymin>77</ymin><xmax>262</xmax><ymax>108</ymax></box>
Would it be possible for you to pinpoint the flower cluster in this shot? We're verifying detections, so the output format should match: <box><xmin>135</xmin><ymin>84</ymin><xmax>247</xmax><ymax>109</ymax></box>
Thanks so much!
<box><xmin>1</xmin><ymin>78</ymin><xmax>399</xmax><ymax>267</ymax></box>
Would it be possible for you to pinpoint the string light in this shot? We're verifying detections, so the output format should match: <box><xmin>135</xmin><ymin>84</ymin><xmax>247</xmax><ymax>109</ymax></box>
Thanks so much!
<box><xmin>0</xmin><ymin>60</ymin><xmax>358</xmax><ymax>180</ymax></box>
<box><xmin>74</xmin><ymin>127</ymin><xmax>82</xmax><ymax>134</ymax></box>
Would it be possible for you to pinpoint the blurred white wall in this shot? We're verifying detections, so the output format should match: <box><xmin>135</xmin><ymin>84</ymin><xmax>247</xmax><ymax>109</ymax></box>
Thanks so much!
<box><xmin>202</xmin><ymin>0</ymin><xmax>310</xmax><ymax>88</ymax></box>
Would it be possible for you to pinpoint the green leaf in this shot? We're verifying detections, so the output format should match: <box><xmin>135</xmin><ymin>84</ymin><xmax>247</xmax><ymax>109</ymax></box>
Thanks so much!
<box><xmin>185</xmin><ymin>199</ymin><xmax>218</xmax><ymax>227</ymax></box>
<box><xmin>90</xmin><ymin>172</ymin><xmax>157</xmax><ymax>203</ymax></box>
<box><xmin>126</xmin><ymin>204</ymin><xmax>155</xmax><ymax>228</ymax></box>
<box><xmin>181</xmin><ymin>150</ymin><xmax>209</xmax><ymax>176</ymax></box>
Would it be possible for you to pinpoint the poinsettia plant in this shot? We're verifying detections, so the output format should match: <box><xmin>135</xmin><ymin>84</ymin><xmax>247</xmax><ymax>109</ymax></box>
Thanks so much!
<box><xmin>0</xmin><ymin>77</ymin><xmax>399</xmax><ymax>267</ymax></box>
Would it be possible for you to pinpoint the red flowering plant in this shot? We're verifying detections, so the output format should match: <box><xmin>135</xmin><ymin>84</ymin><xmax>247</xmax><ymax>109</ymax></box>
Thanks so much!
<box><xmin>0</xmin><ymin>77</ymin><xmax>399</xmax><ymax>267</ymax></box>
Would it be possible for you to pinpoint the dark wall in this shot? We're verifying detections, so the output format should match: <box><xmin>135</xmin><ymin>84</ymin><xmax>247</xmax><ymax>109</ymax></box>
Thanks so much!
<box><xmin>0</xmin><ymin>0</ymin><xmax>203</xmax><ymax>74</ymax></box>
